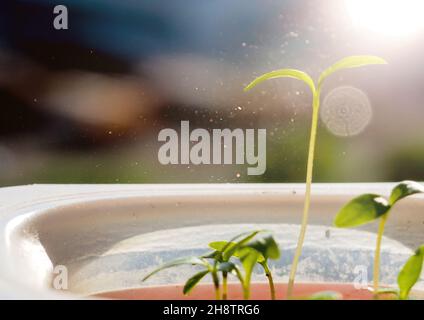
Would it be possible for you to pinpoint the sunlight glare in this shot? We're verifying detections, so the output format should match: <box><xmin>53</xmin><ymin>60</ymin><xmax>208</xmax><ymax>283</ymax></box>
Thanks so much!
<box><xmin>345</xmin><ymin>0</ymin><xmax>424</xmax><ymax>37</ymax></box>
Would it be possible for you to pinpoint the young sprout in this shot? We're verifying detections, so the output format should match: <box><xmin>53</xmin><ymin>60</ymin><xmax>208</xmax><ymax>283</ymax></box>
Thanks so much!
<box><xmin>206</xmin><ymin>230</ymin><xmax>262</xmax><ymax>300</ymax></box>
<box><xmin>142</xmin><ymin>230</ymin><xmax>272</xmax><ymax>300</ymax></box>
<box><xmin>244</xmin><ymin>56</ymin><xmax>387</xmax><ymax>298</ymax></box>
<box><xmin>398</xmin><ymin>245</ymin><xmax>424</xmax><ymax>300</ymax></box>
<box><xmin>333</xmin><ymin>180</ymin><xmax>424</xmax><ymax>297</ymax></box>
<box><xmin>209</xmin><ymin>234</ymin><xmax>280</xmax><ymax>300</ymax></box>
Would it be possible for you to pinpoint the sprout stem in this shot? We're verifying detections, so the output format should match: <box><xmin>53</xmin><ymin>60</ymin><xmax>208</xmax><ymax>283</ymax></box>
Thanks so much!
<box><xmin>373</xmin><ymin>214</ymin><xmax>388</xmax><ymax>298</ymax></box>
<box><xmin>244</xmin><ymin>273</ymin><xmax>252</xmax><ymax>300</ymax></box>
<box><xmin>243</xmin><ymin>284</ymin><xmax>250</xmax><ymax>300</ymax></box>
<box><xmin>222</xmin><ymin>272</ymin><xmax>228</xmax><ymax>300</ymax></box>
<box><xmin>212</xmin><ymin>271</ymin><xmax>221</xmax><ymax>300</ymax></box>
<box><xmin>287</xmin><ymin>91</ymin><xmax>321</xmax><ymax>299</ymax></box>
<box><xmin>262</xmin><ymin>263</ymin><xmax>276</xmax><ymax>300</ymax></box>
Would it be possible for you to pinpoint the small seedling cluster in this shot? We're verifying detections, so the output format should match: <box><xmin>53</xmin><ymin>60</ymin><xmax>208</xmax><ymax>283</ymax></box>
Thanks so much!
<box><xmin>143</xmin><ymin>231</ymin><xmax>280</xmax><ymax>300</ymax></box>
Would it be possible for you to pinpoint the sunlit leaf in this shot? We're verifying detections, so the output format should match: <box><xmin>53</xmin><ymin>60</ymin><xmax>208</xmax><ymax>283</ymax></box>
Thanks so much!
<box><xmin>210</xmin><ymin>240</ymin><xmax>266</xmax><ymax>263</ymax></box>
<box><xmin>318</xmin><ymin>55</ymin><xmax>387</xmax><ymax>87</ymax></box>
<box><xmin>209</xmin><ymin>231</ymin><xmax>261</xmax><ymax>261</ymax></box>
<box><xmin>239</xmin><ymin>247</ymin><xmax>261</xmax><ymax>290</ymax></box>
<box><xmin>218</xmin><ymin>262</ymin><xmax>237</xmax><ymax>273</ymax></box>
<box><xmin>244</xmin><ymin>69</ymin><xmax>316</xmax><ymax>96</ymax></box>
<box><xmin>183</xmin><ymin>270</ymin><xmax>209</xmax><ymax>295</ymax></box>
<box><xmin>333</xmin><ymin>194</ymin><xmax>391</xmax><ymax>228</ymax></box>
<box><xmin>398</xmin><ymin>245</ymin><xmax>424</xmax><ymax>300</ymax></box>
<box><xmin>389</xmin><ymin>180</ymin><xmax>424</xmax><ymax>205</ymax></box>
<box><xmin>202</xmin><ymin>250</ymin><xmax>220</xmax><ymax>260</ymax></box>
<box><xmin>308</xmin><ymin>291</ymin><xmax>342</xmax><ymax>300</ymax></box>
<box><xmin>223</xmin><ymin>231</ymin><xmax>261</xmax><ymax>261</ymax></box>
<box><xmin>373</xmin><ymin>287</ymin><xmax>399</xmax><ymax>295</ymax></box>
<box><xmin>209</xmin><ymin>241</ymin><xmax>234</xmax><ymax>252</ymax></box>
<box><xmin>372</xmin><ymin>287</ymin><xmax>399</xmax><ymax>300</ymax></box>
<box><xmin>142</xmin><ymin>257</ymin><xmax>208</xmax><ymax>281</ymax></box>
<box><xmin>245</xmin><ymin>235</ymin><xmax>280</xmax><ymax>260</ymax></box>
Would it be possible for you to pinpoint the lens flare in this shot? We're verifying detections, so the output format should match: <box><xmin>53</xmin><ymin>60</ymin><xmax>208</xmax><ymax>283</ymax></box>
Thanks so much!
<box><xmin>321</xmin><ymin>86</ymin><xmax>372</xmax><ymax>137</ymax></box>
<box><xmin>345</xmin><ymin>0</ymin><xmax>424</xmax><ymax>37</ymax></box>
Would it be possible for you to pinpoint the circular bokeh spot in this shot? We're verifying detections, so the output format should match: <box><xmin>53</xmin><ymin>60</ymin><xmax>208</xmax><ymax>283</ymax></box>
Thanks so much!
<box><xmin>321</xmin><ymin>86</ymin><xmax>372</xmax><ymax>137</ymax></box>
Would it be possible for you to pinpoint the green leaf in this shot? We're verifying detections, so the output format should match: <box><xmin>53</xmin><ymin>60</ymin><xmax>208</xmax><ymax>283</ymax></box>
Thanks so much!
<box><xmin>334</xmin><ymin>194</ymin><xmax>391</xmax><ymax>228</ymax></box>
<box><xmin>209</xmin><ymin>241</ymin><xmax>233</xmax><ymax>252</ymax></box>
<box><xmin>373</xmin><ymin>288</ymin><xmax>399</xmax><ymax>299</ymax></box>
<box><xmin>239</xmin><ymin>247</ymin><xmax>261</xmax><ymax>289</ymax></box>
<box><xmin>308</xmin><ymin>291</ymin><xmax>342</xmax><ymax>300</ymax></box>
<box><xmin>374</xmin><ymin>287</ymin><xmax>399</xmax><ymax>295</ymax></box>
<box><xmin>398</xmin><ymin>245</ymin><xmax>424</xmax><ymax>300</ymax></box>
<box><xmin>142</xmin><ymin>257</ymin><xmax>208</xmax><ymax>281</ymax></box>
<box><xmin>210</xmin><ymin>240</ymin><xmax>266</xmax><ymax>263</ymax></box>
<box><xmin>223</xmin><ymin>231</ymin><xmax>261</xmax><ymax>261</ymax></box>
<box><xmin>218</xmin><ymin>262</ymin><xmax>237</xmax><ymax>273</ymax></box>
<box><xmin>244</xmin><ymin>69</ymin><xmax>316</xmax><ymax>96</ymax></box>
<box><xmin>202</xmin><ymin>250</ymin><xmax>220</xmax><ymax>260</ymax></box>
<box><xmin>183</xmin><ymin>270</ymin><xmax>209</xmax><ymax>295</ymax></box>
<box><xmin>389</xmin><ymin>180</ymin><xmax>424</xmax><ymax>205</ymax></box>
<box><xmin>318</xmin><ymin>55</ymin><xmax>387</xmax><ymax>88</ymax></box>
<box><xmin>245</xmin><ymin>235</ymin><xmax>280</xmax><ymax>260</ymax></box>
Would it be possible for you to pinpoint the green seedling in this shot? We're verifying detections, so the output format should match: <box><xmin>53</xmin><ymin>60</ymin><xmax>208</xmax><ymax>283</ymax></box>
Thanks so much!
<box><xmin>204</xmin><ymin>230</ymin><xmax>262</xmax><ymax>300</ymax></box>
<box><xmin>142</xmin><ymin>230</ymin><xmax>279</xmax><ymax>300</ymax></box>
<box><xmin>333</xmin><ymin>180</ymin><xmax>424</xmax><ymax>296</ymax></box>
<box><xmin>244</xmin><ymin>55</ymin><xmax>387</xmax><ymax>298</ymax></box>
<box><xmin>209</xmin><ymin>233</ymin><xmax>280</xmax><ymax>300</ymax></box>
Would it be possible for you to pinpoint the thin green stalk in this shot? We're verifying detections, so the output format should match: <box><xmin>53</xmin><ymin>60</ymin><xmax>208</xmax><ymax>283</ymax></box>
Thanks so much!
<box><xmin>243</xmin><ymin>283</ymin><xmax>250</xmax><ymax>300</ymax></box>
<box><xmin>212</xmin><ymin>271</ymin><xmax>221</xmax><ymax>300</ymax></box>
<box><xmin>222</xmin><ymin>272</ymin><xmax>228</xmax><ymax>300</ymax></box>
<box><xmin>233</xmin><ymin>267</ymin><xmax>248</xmax><ymax>300</ymax></box>
<box><xmin>244</xmin><ymin>273</ymin><xmax>252</xmax><ymax>300</ymax></box>
<box><xmin>373</xmin><ymin>214</ymin><xmax>388</xmax><ymax>298</ymax></box>
<box><xmin>262</xmin><ymin>263</ymin><xmax>276</xmax><ymax>300</ymax></box>
<box><xmin>287</xmin><ymin>90</ymin><xmax>321</xmax><ymax>299</ymax></box>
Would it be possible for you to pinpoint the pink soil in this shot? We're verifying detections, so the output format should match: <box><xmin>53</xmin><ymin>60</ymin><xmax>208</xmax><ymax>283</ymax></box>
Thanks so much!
<box><xmin>95</xmin><ymin>282</ymin><xmax>376</xmax><ymax>300</ymax></box>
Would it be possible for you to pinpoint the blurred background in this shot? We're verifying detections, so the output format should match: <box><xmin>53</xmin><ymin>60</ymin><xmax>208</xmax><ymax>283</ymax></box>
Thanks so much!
<box><xmin>0</xmin><ymin>0</ymin><xmax>423</xmax><ymax>186</ymax></box>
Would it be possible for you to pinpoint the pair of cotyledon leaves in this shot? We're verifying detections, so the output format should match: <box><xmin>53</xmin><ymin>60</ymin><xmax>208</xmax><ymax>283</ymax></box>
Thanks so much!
<box><xmin>244</xmin><ymin>55</ymin><xmax>387</xmax><ymax>96</ymax></box>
